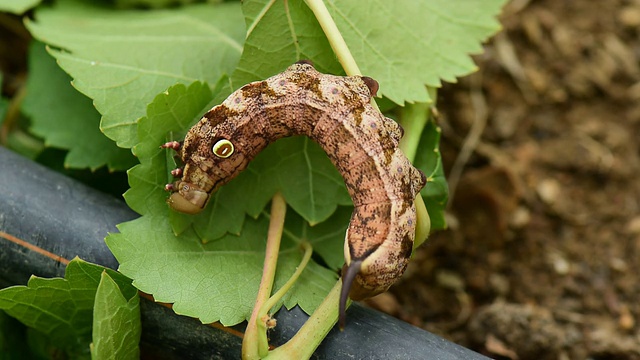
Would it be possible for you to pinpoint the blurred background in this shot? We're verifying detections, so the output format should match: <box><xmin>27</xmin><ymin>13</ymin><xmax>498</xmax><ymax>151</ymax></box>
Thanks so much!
<box><xmin>365</xmin><ymin>1</ymin><xmax>640</xmax><ymax>359</ymax></box>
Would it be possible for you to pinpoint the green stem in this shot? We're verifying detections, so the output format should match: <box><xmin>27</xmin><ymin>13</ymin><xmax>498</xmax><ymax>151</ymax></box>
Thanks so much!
<box><xmin>304</xmin><ymin>0</ymin><xmax>380</xmax><ymax>111</ymax></box>
<box><xmin>398</xmin><ymin>102</ymin><xmax>429</xmax><ymax>163</ymax></box>
<box><xmin>303</xmin><ymin>0</ymin><xmax>360</xmax><ymax>76</ymax></box>
<box><xmin>398</xmin><ymin>97</ymin><xmax>436</xmax><ymax>248</ymax></box>
<box><xmin>257</xmin><ymin>241</ymin><xmax>313</xmax><ymax>358</ymax></box>
<box><xmin>265</xmin><ymin>279</ymin><xmax>342</xmax><ymax>360</ymax></box>
<box><xmin>242</xmin><ymin>193</ymin><xmax>287</xmax><ymax>360</ymax></box>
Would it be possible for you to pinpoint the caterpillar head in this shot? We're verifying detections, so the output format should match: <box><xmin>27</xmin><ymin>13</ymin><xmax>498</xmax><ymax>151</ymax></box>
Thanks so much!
<box><xmin>163</xmin><ymin>113</ymin><xmax>251</xmax><ymax>214</ymax></box>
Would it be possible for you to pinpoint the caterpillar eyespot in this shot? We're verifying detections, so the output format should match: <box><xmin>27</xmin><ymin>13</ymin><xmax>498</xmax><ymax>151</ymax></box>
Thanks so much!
<box><xmin>165</xmin><ymin>61</ymin><xmax>426</xmax><ymax>328</ymax></box>
<box><xmin>212</xmin><ymin>139</ymin><xmax>234</xmax><ymax>158</ymax></box>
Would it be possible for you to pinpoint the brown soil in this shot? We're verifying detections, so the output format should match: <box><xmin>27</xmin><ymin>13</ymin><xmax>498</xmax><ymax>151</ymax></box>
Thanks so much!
<box><xmin>366</xmin><ymin>1</ymin><xmax>640</xmax><ymax>359</ymax></box>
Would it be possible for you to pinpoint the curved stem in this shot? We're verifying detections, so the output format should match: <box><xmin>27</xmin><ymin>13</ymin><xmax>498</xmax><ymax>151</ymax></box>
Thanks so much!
<box><xmin>398</xmin><ymin>102</ymin><xmax>429</xmax><ymax>163</ymax></box>
<box><xmin>304</xmin><ymin>0</ymin><xmax>379</xmax><ymax>111</ymax></box>
<box><xmin>398</xmin><ymin>99</ymin><xmax>436</xmax><ymax>248</ymax></box>
<box><xmin>265</xmin><ymin>279</ymin><xmax>342</xmax><ymax>360</ymax></box>
<box><xmin>257</xmin><ymin>241</ymin><xmax>313</xmax><ymax>358</ymax></box>
<box><xmin>303</xmin><ymin>0</ymin><xmax>360</xmax><ymax>76</ymax></box>
<box><xmin>242</xmin><ymin>192</ymin><xmax>287</xmax><ymax>360</ymax></box>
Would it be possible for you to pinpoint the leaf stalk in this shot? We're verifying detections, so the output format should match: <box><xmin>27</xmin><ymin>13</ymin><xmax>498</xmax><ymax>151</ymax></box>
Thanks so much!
<box><xmin>242</xmin><ymin>192</ymin><xmax>287</xmax><ymax>360</ymax></box>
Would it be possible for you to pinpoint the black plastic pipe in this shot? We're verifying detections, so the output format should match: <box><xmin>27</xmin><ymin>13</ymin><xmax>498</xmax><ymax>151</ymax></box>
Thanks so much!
<box><xmin>0</xmin><ymin>147</ymin><xmax>488</xmax><ymax>359</ymax></box>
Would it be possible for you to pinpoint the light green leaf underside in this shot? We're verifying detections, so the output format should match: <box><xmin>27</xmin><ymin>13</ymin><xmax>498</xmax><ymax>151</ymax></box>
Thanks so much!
<box><xmin>106</xmin><ymin>211</ymin><xmax>343</xmax><ymax>326</ymax></box>
<box><xmin>0</xmin><ymin>259</ymin><xmax>135</xmax><ymax>354</ymax></box>
<box><xmin>26</xmin><ymin>0</ymin><xmax>245</xmax><ymax>148</ymax></box>
<box><xmin>22</xmin><ymin>42</ymin><xmax>136</xmax><ymax>171</ymax></box>
<box><xmin>91</xmin><ymin>272</ymin><xmax>140</xmax><ymax>360</ymax></box>
<box><xmin>116</xmin><ymin>81</ymin><xmax>350</xmax><ymax>322</ymax></box>
<box><xmin>0</xmin><ymin>0</ymin><xmax>40</xmax><ymax>14</ymax></box>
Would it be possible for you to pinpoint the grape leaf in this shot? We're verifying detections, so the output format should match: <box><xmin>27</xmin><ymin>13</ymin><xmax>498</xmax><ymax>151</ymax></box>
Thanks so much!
<box><xmin>91</xmin><ymin>272</ymin><xmax>140</xmax><ymax>360</ymax></box>
<box><xmin>112</xmin><ymin>82</ymin><xmax>353</xmax><ymax>324</ymax></box>
<box><xmin>414</xmin><ymin>118</ymin><xmax>448</xmax><ymax>231</ymax></box>
<box><xmin>235</xmin><ymin>0</ymin><xmax>504</xmax><ymax>105</ymax></box>
<box><xmin>284</xmin><ymin>205</ymin><xmax>351</xmax><ymax>272</ymax></box>
<box><xmin>0</xmin><ymin>258</ymin><xmax>136</xmax><ymax>356</ymax></box>
<box><xmin>26</xmin><ymin>0</ymin><xmax>245</xmax><ymax>148</ymax></box>
<box><xmin>324</xmin><ymin>0</ymin><xmax>506</xmax><ymax>104</ymax></box>
<box><xmin>126</xmin><ymin>82</ymin><xmax>350</xmax><ymax>241</ymax></box>
<box><xmin>0</xmin><ymin>0</ymin><xmax>40</xmax><ymax>14</ymax></box>
<box><xmin>106</xmin><ymin>212</ymin><xmax>340</xmax><ymax>326</ymax></box>
<box><xmin>124</xmin><ymin>81</ymin><xmax>213</xmax><ymax>217</ymax></box>
<box><xmin>223</xmin><ymin>0</ymin><xmax>343</xmax><ymax>95</ymax></box>
<box><xmin>22</xmin><ymin>42</ymin><xmax>136</xmax><ymax>171</ymax></box>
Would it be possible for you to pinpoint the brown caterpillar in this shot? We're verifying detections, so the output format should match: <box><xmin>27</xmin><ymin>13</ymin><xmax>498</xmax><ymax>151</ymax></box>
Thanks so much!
<box><xmin>162</xmin><ymin>61</ymin><xmax>426</xmax><ymax>328</ymax></box>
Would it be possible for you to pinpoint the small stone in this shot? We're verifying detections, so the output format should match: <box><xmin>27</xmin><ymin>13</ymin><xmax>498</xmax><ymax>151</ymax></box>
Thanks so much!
<box><xmin>537</xmin><ymin>179</ymin><xmax>561</xmax><ymax>205</ymax></box>
<box><xmin>548</xmin><ymin>252</ymin><xmax>570</xmax><ymax>275</ymax></box>
<box><xmin>510</xmin><ymin>206</ymin><xmax>531</xmax><ymax>229</ymax></box>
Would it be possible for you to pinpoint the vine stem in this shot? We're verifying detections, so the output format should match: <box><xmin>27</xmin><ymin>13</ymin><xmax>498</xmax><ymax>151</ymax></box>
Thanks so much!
<box><xmin>304</xmin><ymin>0</ymin><xmax>430</xmax><ymax>247</ymax></box>
<box><xmin>264</xmin><ymin>2</ymin><xmax>433</xmax><ymax>358</ymax></box>
<box><xmin>303</xmin><ymin>0</ymin><xmax>360</xmax><ymax>75</ymax></box>
<box><xmin>398</xmin><ymin>100</ymin><xmax>434</xmax><ymax>248</ymax></box>
<box><xmin>303</xmin><ymin>0</ymin><xmax>379</xmax><ymax>111</ymax></box>
<box><xmin>265</xmin><ymin>279</ymin><xmax>342</xmax><ymax>360</ymax></box>
<box><xmin>242</xmin><ymin>192</ymin><xmax>287</xmax><ymax>360</ymax></box>
<box><xmin>258</xmin><ymin>241</ymin><xmax>313</xmax><ymax>358</ymax></box>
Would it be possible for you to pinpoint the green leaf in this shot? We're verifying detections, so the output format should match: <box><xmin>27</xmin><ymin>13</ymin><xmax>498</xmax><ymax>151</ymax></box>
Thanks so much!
<box><xmin>414</xmin><ymin>119</ymin><xmax>448</xmax><ymax>231</ymax></box>
<box><xmin>22</xmin><ymin>42</ymin><xmax>136</xmax><ymax>171</ymax></box>
<box><xmin>114</xmin><ymin>81</ymin><xmax>352</xmax><ymax>323</ymax></box>
<box><xmin>0</xmin><ymin>0</ymin><xmax>40</xmax><ymax>14</ymax></box>
<box><xmin>91</xmin><ymin>272</ymin><xmax>140</xmax><ymax>360</ymax></box>
<box><xmin>236</xmin><ymin>0</ymin><xmax>505</xmax><ymax>105</ymax></box>
<box><xmin>106</xmin><ymin>212</ymin><xmax>339</xmax><ymax>326</ymax></box>
<box><xmin>124</xmin><ymin>81</ymin><xmax>213</xmax><ymax>217</ymax></box>
<box><xmin>324</xmin><ymin>0</ymin><xmax>506</xmax><ymax>104</ymax></box>
<box><xmin>283</xmin><ymin>206</ymin><xmax>351</xmax><ymax>272</ymax></box>
<box><xmin>126</xmin><ymin>81</ymin><xmax>350</xmax><ymax>241</ymax></box>
<box><xmin>224</xmin><ymin>0</ymin><xmax>342</xmax><ymax>94</ymax></box>
<box><xmin>0</xmin><ymin>258</ymin><xmax>136</xmax><ymax>355</ymax></box>
<box><xmin>26</xmin><ymin>0</ymin><xmax>245</xmax><ymax>148</ymax></box>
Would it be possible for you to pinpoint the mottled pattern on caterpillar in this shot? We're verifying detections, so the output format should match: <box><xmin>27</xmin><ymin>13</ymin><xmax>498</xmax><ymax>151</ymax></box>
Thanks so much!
<box><xmin>163</xmin><ymin>61</ymin><xmax>426</xmax><ymax>327</ymax></box>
